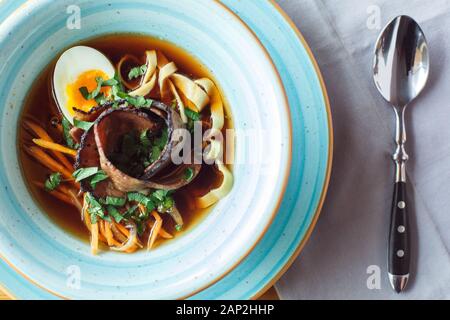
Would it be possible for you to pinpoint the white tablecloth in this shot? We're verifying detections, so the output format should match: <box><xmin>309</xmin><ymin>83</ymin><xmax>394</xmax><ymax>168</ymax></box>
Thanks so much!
<box><xmin>275</xmin><ymin>0</ymin><xmax>450</xmax><ymax>299</ymax></box>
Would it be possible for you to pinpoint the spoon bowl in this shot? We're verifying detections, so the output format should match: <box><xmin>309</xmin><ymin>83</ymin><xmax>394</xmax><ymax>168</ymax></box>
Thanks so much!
<box><xmin>373</xmin><ymin>15</ymin><xmax>429</xmax><ymax>108</ymax></box>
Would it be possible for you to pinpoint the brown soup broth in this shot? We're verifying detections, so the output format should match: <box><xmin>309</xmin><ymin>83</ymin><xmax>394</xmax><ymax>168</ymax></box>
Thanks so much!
<box><xmin>18</xmin><ymin>34</ymin><xmax>233</xmax><ymax>245</ymax></box>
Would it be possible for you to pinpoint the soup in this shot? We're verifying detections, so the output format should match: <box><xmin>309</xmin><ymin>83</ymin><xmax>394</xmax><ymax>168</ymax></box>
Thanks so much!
<box><xmin>18</xmin><ymin>34</ymin><xmax>233</xmax><ymax>253</ymax></box>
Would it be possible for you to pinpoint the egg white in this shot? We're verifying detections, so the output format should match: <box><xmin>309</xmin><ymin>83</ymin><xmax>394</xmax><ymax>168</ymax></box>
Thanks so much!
<box><xmin>53</xmin><ymin>46</ymin><xmax>115</xmax><ymax>123</ymax></box>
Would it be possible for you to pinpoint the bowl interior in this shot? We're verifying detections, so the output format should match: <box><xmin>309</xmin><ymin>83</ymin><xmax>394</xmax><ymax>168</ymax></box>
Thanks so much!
<box><xmin>0</xmin><ymin>0</ymin><xmax>290</xmax><ymax>299</ymax></box>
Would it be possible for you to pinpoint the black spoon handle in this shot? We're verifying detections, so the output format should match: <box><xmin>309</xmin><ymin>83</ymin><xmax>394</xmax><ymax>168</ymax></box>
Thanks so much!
<box><xmin>388</xmin><ymin>181</ymin><xmax>410</xmax><ymax>292</ymax></box>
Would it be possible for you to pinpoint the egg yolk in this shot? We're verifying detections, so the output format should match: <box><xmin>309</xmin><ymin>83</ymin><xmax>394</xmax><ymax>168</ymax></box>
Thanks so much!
<box><xmin>66</xmin><ymin>70</ymin><xmax>111</xmax><ymax>115</ymax></box>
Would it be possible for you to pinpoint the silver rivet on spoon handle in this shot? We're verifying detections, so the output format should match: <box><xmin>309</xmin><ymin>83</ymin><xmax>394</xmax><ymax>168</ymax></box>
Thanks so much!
<box><xmin>373</xmin><ymin>15</ymin><xmax>429</xmax><ymax>293</ymax></box>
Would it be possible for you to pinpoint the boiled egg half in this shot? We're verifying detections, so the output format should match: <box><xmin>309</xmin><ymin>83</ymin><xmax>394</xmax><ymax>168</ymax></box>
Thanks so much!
<box><xmin>53</xmin><ymin>46</ymin><xmax>115</xmax><ymax>124</ymax></box>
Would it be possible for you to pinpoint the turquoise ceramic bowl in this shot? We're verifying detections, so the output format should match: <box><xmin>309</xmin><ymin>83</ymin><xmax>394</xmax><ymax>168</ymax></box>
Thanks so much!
<box><xmin>0</xmin><ymin>0</ymin><xmax>291</xmax><ymax>299</ymax></box>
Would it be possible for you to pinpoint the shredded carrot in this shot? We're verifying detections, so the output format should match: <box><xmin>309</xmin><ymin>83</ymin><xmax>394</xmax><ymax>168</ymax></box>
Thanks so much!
<box><xmin>24</xmin><ymin>120</ymin><xmax>74</xmax><ymax>170</ymax></box>
<box><xmin>115</xmin><ymin>222</ymin><xmax>130</xmax><ymax>236</ymax></box>
<box><xmin>114</xmin><ymin>222</ymin><xmax>143</xmax><ymax>248</ymax></box>
<box><xmin>99</xmin><ymin>220</ymin><xmax>107</xmax><ymax>242</ymax></box>
<box><xmin>148</xmin><ymin>220</ymin><xmax>173</xmax><ymax>239</ymax></box>
<box><xmin>104</xmin><ymin>221</ymin><xmax>121</xmax><ymax>247</ymax></box>
<box><xmin>62</xmin><ymin>187</ymin><xmax>82</xmax><ymax>211</ymax></box>
<box><xmin>147</xmin><ymin>211</ymin><xmax>162</xmax><ymax>250</ymax></box>
<box><xmin>32</xmin><ymin>181</ymin><xmax>73</xmax><ymax>206</ymax></box>
<box><xmin>32</xmin><ymin>138</ymin><xmax>77</xmax><ymax>157</ymax></box>
<box><xmin>158</xmin><ymin>227</ymin><xmax>173</xmax><ymax>239</ymax></box>
<box><xmin>91</xmin><ymin>222</ymin><xmax>99</xmax><ymax>255</ymax></box>
<box><xmin>25</xmin><ymin>146</ymin><xmax>75</xmax><ymax>183</ymax></box>
<box><xmin>82</xmin><ymin>193</ymin><xmax>92</xmax><ymax>231</ymax></box>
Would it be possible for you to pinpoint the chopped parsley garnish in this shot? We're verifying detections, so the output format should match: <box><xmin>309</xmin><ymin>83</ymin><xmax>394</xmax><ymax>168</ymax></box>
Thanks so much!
<box><xmin>183</xmin><ymin>167</ymin><xmax>194</xmax><ymax>182</ymax></box>
<box><xmin>140</xmin><ymin>129</ymin><xmax>151</xmax><ymax>149</ymax></box>
<box><xmin>61</xmin><ymin>116</ymin><xmax>78</xmax><ymax>149</ymax></box>
<box><xmin>85</xmin><ymin>192</ymin><xmax>105</xmax><ymax>224</ymax></box>
<box><xmin>127</xmin><ymin>192</ymin><xmax>155</xmax><ymax>212</ymax></box>
<box><xmin>148</xmin><ymin>127</ymin><xmax>168</xmax><ymax>163</ymax></box>
<box><xmin>117</xmin><ymin>92</ymin><xmax>153</xmax><ymax>108</ymax></box>
<box><xmin>90</xmin><ymin>171</ymin><xmax>109</xmax><ymax>189</ymax></box>
<box><xmin>149</xmin><ymin>190</ymin><xmax>174</xmax><ymax>213</ymax></box>
<box><xmin>106</xmin><ymin>205</ymin><xmax>124</xmax><ymax>223</ymax></box>
<box><xmin>94</xmin><ymin>92</ymin><xmax>108</xmax><ymax>105</ymax></box>
<box><xmin>44</xmin><ymin>172</ymin><xmax>62</xmax><ymax>191</ymax></box>
<box><xmin>175</xmin><ymin>224</ymin><xmax>183</xmax><ymax>232</ymax></box>
<box><xmin>72</xmin><ymin>167</ymin><xmax>108</xmax><ymax>189</ymax></box>
<box><xmin>184</xmin><ymin>108</ymin><xmax>200</xmax><ymax>133</ymax></box>
<box><xmin>72</xmin><ymin>167</ymin><xmax>99</xmax><ymax>182</ymax></box>
<box><xmin>101</xmin><ymin>78</ymin><xmax>119</xmax><ymax>87</ymax></box>
<box><xmin>185</xmin><ymin>108</ymin><xmax>201</xmax><ymax>121</ymax></box>
<box><xmin>101</xmin><ymin>196</ymin><xmax>126</xmax><ymax>207</ymax></box>
<box><xmin>109</xmin><ymin>127</ymin><xmax>167</xmax><ymax>178</ymax></box>
<box><xmin>128</xmin><ymin>64</ymin><xmax>147</xmax><ymax>80</ymax></box>
<box><xmin>79</xmin><ymin>77</ymin><xmax>118</xmax><ymax>101</ymax></box>
<box><xmin>73</xmin><ymin>118</ymin><xmax>94</xmax><ymax>131</ymax></box>
<box><xmin>123</xmin><ymin>204</ymin><xmax>139</xmax><ymax>218</ymax></box>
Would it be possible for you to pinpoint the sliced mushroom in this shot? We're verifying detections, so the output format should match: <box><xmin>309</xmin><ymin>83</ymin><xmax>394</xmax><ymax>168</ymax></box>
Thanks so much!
<box><xmin>76</xmin><ymin>101</ymin><xmax>201</xmax><ymax>196</ymax></box>
<box><xmin>75</xmin><ymin>116</ymin><xmax>124</xmax><ymax>198</ymax></box>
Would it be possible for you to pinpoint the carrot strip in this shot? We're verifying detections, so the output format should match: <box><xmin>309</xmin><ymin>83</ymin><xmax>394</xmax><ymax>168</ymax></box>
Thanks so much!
<box><xmin>114</xmin><ymin>222</ymin><xmax>143</xmax><ymax>248</ymax></box>
<box><xmin>99</xmin><ymin>220</ymin><xmax>107</xmax><ymax>241</ymax></box>
<box><xmin>62</xmin><ymin>187</ymin><xmax>82</xmax><ymax>211</ymax></box>
<box><xmin>148</xmin><ymin>220</ymin><xmax>173</xmax><ymax>239</ymax></box>
<box><xmin>158</xmin><ymin>227</ymin><xmax>173</xmax><ymax>239</ymax></box>
<box><xmin>32</xmin><ymin>139</ymin><xmax>77</xmax><ymax>157</ymax></box>
<box><xmin>24</xmin><ymin>120</ymin><xmax>74</xmax><ymax>170</ymax></box>
<box><xmin>25</xmin><ymin>146</ymin><xmax>75</xmax><ymax>182</ymax></box>
<box><xmin>82</xmin><ymin>194</ymin><xmax>92</xmax><ymax>232</ymax></box>
<box><xmin>91</xmin><ymin>222</ymin><xmax>99</xmax><ymax>255</ymax></box>
<box><xmin>104</xmin><ymin>221</ymin><xmax>121</xmax><ymax>247</ymax></box>
<box><xmin>147</xmin><ymin>211</ymin><xmax>162</xmax><ymax>250</ymax></box>
<box><xmin>32</xmin><ymin>181</ymin><xmax>73</xmax><ymax>206</ymax></box>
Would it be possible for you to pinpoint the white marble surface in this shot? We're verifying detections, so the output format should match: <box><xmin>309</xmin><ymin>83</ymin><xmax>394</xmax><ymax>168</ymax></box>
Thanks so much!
<box><xmin>275</xmin><ymin>0</ymin><xmax>450</xmax><ymax>299</ymax></box>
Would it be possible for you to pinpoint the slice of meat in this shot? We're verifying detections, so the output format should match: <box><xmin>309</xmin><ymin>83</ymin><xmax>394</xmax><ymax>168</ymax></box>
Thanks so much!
<box><xmin>76</xmin><ymin>101</ymin><xmax>201</xmax><ymax>197</ymax></box>
<box><xmin>69</xmin><ymin>127</ymin><xmax>84</xmax><ymax>145</ymax></box>
<box><xmin>75</xmin><ymin>121</ymin><xmax>124</xmax><ymax>198</ymax></box>
<box><xmin>140</xmin><ymin>101</ymin><xmax>185</xmax><ymax>180</ymax></box>
<box><xmin>73</xmin><ymin>103</ymin><xmax>110</xmax><ymax>122</ymax></box>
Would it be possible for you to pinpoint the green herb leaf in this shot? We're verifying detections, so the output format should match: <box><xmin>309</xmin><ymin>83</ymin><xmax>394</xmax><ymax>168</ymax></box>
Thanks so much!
<box><xmin>79</xmin><ymin>77</ymin><xmax>104</xmax><ymax>101</ymax></box>
<box><xmin>125</xmin><ymin>95</ymin><xmax>153</xmax><ymax>108</ymax></box>
<box><xmin>101</xmin><ymin>78</ymin><xmax>119</xmax><ymax>87</ymax></box>
<box><xmin>155</xmin><ymin>127</ymin><xmax>168</xmax><ymax>149</ymax></box>
<box><xmin>151</xmin><ymin>189</ymin><xmax>169</xmax><ymax>202</ymax></box>
<box><xmin>94</xmin><ymin>92</ymin><xmax>108</xmax><ymax>105</ymax></box>
<box><xmin>183</xmin><ymin>167</ymin><xmax>194</xmax><ymax>182</ymax></box>
<box><xmin>73</xmin><ymin>118</ymin><xmax>94</xmax><ymax>131</ymax></box>
<box><xmin>123</xmin><ymin>204</ymin><xmax>139</xmax><ymax>218</ymax></box>
<box><xmin>62</xmin><ymin>117</ymin><xmax>77</xmax><ymax>149</ymax></box>
<box><xmin>185</xmin><ymin>108</ymin><xmax>201</xmax><ymax>121</ymax></box>
<box><xmin>78</xmin><ymin>87</ymin><xmax>90</xmax><ymax>100</ymax></box>
<box><xmin>127</xmin><ymin>192</ymin><xmax>155</xmax><ymax>211</ymax></box>
<box><xmin>140</xmin><ymin>129</ymin><xmax>151</xmax><ymax>149</ymax></box>
<box><xmin>136</xmin><ymin>220</ymin><xmax>146</xmax><ymax>236</ymax></box>
<box><xmin>128</xmin><ymin>64</ymin><xmax>147</xmax><ymax>80</ymax></box>
<box><xmin>102</xmin><ymin>196</ymin><xmax>126</xmax><ymax>207</ymax></box>
<box><xmin>106</xmin><ymin>205</ymin><xmax>124</xmax><ymax>223</ymax></box>
<box><xmin>149</xmin><ymin>145</ymin><xmax>161</xmax><ymax>163</ymax></box>
<box><xmin>175</xmin><ymin>224</ymin><xmax>183</xmax><ymax>232</ymax></box>
<box><xmin>150</xmin><ymin>189</ymin><xmax>174</xmax><ymax>213</ymax></box>
<box><xmin>90</xmin><ymin>170</ymin><xmax>109</xmax><ymax>189</ymax></box>
<box><xmin>85</xmin><ymin>192</ymin><xmax>105</xmax><ymax>223</ymax></box>
<box><xmin>44</xmin><ymin>172</ymin><xmax>62</xmax><ymax>191</ymax></box>
<box><xmin>72</xmin><ymin>167</ymin><xmax>99</xmax><ymax>182</ymax></box>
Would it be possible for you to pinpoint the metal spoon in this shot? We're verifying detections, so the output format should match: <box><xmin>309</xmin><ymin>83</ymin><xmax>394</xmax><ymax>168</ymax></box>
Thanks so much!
<box><xmin>373</xmin><ymin>15</ymin><xmax>429</xmax><ymax>293</ymax></box>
